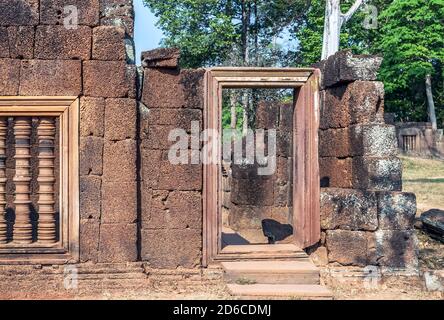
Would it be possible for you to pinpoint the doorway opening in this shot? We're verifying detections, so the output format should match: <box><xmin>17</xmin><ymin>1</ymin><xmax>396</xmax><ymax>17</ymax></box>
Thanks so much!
<box><xmin>203</xmin><ymin>68</ymin><xmax>321</xmax><ymax>266</ymax></box>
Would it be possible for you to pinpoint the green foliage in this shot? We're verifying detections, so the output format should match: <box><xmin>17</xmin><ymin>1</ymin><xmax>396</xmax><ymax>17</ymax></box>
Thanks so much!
<box><xmin>143</xmin><ymin>0</ymin><xmax>239</xmax><ymax>68</ymax></box>
<box><xmin>377</xmin><ymin>0</ymin><xmax>444</xmax><ymax>123</ymax></box>
<box><xmin>294</xmin><ymin>0</ymin><xmax>391</xmax><ymax>66</ymax></box>
<box><xmin>144</xmin><ymin>0</ymin><xmax>444</xmax><ymax>126</ymax></box>
<box><xmin>143</xmin><ymin>0</ymin><xmax>310</xmax><ymax>68</ymax></box>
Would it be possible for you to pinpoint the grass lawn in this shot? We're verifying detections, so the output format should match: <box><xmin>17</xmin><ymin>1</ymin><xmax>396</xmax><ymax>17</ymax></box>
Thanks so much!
<box><xmin>401</xmin><ymin>156</ymin><xmax>444</xmax><ymax>216</ymax></box>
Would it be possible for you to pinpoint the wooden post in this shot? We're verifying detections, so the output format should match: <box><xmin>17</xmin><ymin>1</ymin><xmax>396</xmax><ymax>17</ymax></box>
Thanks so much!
<box><xmin>37</xmin><ymin>118</ymin><xmax>57</xmax><ymax>244</ymax></box>
<box><xmin>13</xmin><ymin>117</ymin><xmax>33</xmax><ymax>244</ymax></box>
<box><xmin>0</xmin><ymin>118</ymin><xmax>7</xmax><ymax>244</ymax></box>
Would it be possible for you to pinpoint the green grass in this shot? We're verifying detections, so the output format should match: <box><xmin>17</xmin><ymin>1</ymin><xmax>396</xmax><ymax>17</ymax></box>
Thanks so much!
<box><xmin>401</xmin><ymin>156</ymin><xmax>444</xmax><ymax>215</ymax></box>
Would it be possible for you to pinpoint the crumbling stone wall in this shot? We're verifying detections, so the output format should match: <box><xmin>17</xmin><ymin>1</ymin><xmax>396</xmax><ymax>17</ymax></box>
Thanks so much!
<box><xmin>139</xmin><ymin>48</ymin><xmax>205</xmax><ymax>268</ymax></box>
<box><xmin>315</xmin><ymin>51</ymin><xmax>418</xmax><ymax>270</ymax></box>
<box><xmin>0</xmin><ymin>0</ymin><xmax>138</xmax><ymax>263</ymax></box>
<box><xmin>0</xmin><ymin>1</ymin><xmax>419</xmax><ymax>274</ymax></box>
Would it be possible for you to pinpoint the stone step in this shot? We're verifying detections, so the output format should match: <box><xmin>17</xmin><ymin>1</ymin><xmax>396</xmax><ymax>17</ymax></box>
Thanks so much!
<box><xmin>220</xmin><ymin>244</ymin><xmax>309</xmax><ymax>261</ymax></box>
<box><xmin>227</xmin><ymin>284</ymin><xmax>333</xmax><ymax>299</ymax></box>
<box><xmin>222</xmin><ymin>261</ymin><xmax>320</xmax><ymax>285</ymax></box>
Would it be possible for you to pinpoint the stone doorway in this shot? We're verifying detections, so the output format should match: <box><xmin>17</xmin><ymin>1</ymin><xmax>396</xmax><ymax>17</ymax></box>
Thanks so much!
<box><xmin>203</xmin><ymin>68</ymin><xmax>321</xmax><ymax>266</ymax></box>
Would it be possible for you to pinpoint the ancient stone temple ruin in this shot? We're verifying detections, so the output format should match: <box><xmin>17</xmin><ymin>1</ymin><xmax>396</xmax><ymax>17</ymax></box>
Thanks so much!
<box><xmin>0</xmin><ymin>0</ymin><xmax>421</xmax><ymax>298</ymax></box>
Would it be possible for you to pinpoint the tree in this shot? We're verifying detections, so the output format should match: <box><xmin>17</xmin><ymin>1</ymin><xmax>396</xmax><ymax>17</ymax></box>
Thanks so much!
<box><xmin>295</xmin><ymin>0</ymin><xmax>391</xmax><ymax>66</ymax></box>
<box><xmin>144</xmin><ymin>0</ymin><xmax>310</xmax><ymax>131</ymax></box>
<box><xmin>378</xmin><ymin>0</ymin><xmax>444</xmax><ymax>128</ymax></box>
<box><xmin>321</xmin><ymin>0</ymin><xmax>365</xmax><ymax>59</ymax></box>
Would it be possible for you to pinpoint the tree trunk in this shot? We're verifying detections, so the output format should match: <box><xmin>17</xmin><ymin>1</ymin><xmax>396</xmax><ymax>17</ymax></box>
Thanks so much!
<box><xmin>230</xmin><ymin>92</ymin><xmax>238</xmax><ymax>129</ymax></box>
<box><xmin>321</xmin><ymin>0</ymin><xmax>341</xmax><ymax>60</ymax></box>
<box><xmin>321</xmin><ymin>0</ymin><xmax>364</xmax><ymax>60</ymax></box>
<box><xmin>426</xmin><ymin>74</ymin><xmax>438</xmax><ymax>130</ymax></box>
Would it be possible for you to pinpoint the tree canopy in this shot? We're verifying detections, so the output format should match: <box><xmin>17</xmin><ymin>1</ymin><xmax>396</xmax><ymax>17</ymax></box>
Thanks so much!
<box><xmin>143</xmin><ymin>0</ymin><xmax>444</xmax><ymax>126</ymax></box>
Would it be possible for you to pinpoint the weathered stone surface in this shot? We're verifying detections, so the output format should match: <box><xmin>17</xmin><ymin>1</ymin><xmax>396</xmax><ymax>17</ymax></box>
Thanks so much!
<box><xmin>0</xmin><ymin>28</ymin><xmax>9</xmax><ymax>58</ymax></box>
<box><xmin>231</xmin><ymin>178</ymin><xmax>274</xmax><ymax>206</ymax></box>
<box><xmin>141</xmin><ymin>148</ymin><xmax>202</xmax><ymax>191</ymax></box>
<box><xmin>420</xmin><ymin>209</ymin><xmax>444</xmax><ymax>242</ymax></box>
<box><xmin>83</xmin><ymin>60</ymin><xmax>131</xmax><ymax>98</ymax></box>
<box><xmin>0</xmin><ymin>59</ymin><xmax>20</xmax><ymax>95</ymax></box>
<box><xmin>142</xmin><ymin>190</ymin><xmax>202</xmax><ymax>229</ymax></box>
<box><xmin>228</xmin><ymin>205</ymin><xmax>270</xmax><ymax>230</ymax></box>
<box><xmin>256</xmin><ymin>101</ymin><xmax>279</xmax><ymax>129</ymax></box>
<box><xmin>375</xmin><ymin>230</ymin><xmax>418</xmax><ymax>269</ymax></box>
<box><xmin>326</xmin><ymin>230</ymin><xmax>377</xmax><ymax>266</ymax></box>
<box><xmin>19</xmin><ymin>60</ymin><xmax>82</xmax><ymax>96</ymax></box>
<box><xmin>80</xmin><ymin>219</ymin><xmax>100</xmax><ymax>263</ymax></box>
<box><xmin>319</xmin><ymin>128</ymin><xmax>351</xmax><ymax>158</ymax></box>
<box><xmin>142</xmin><ymin>108</ymin><xmax>202</xmax><ymax>138</ymax></box>
<box><xmin>320</xmin><ymin>124</ymin><xmax>398</xmax><ymax>158</ymax></box>
<box><xmin>318</xmin><ymin>50</ymin><xmax>383</xmax><ymax>88</ymax></box>
<box><xmin>35</xmin><ymin>26</ymin><xmax>91</xmax><ymax>60</ymax></box>
<box><xmin>142</xmin><ymin>68</ymin><xmax>205</xmax><ymax>109</ymax></box>
<box><xmin>40</xmin><ymin>0</ymin><xmax>100</xmax><ymax>26</ymax></box>
<box><xmin>99</xmin><ymin>0</ymin><xmax>134</xmax><ymax>36</ymax></box>
<box><xmin>92</xmin><ymin>26</ymin><xmax>126</xmax><ymax>60</ymax></box>
<box><xmin>103</xmin><ymin>140</ymin><xmax>137</xmax><ymax>182</ymax></box>
<box><xmin>320</xmin><ymin>188</ymin><xmax>378</xmax><ymax>231</ymax></box>
<box><xmin>141</xmin><ymin>48</ymin><xmax>180</xmax><ymax>69</ymax></box>
<box><xmin>100</xmin><ymin>15</ymin><xmax>134</xmax><ymax>37</ymax></box>
<box><xmin>80</xmin><ymin>176</ymin><xmax>101</xmax><ymax>220</ymax></box>
<box><xmin>80</xmin><ymin>137</ymin><xmax>103</xmax><ymax>176</ymax></box>
<box><xmin>353</xmin><ymin>157</ymin><xmax>402</xmax><ymax>191</ymax></box>
<box><xmin>98</xmin><ymin>223</ymin><xmax>137</xmax><ymax>263</ymax></box>
<box><xmin>310</xmin><ymin>246</ymin><xmax>329</xmax><ymax>267</ymax></box>
<box><xmin>141</xmin><ymin>149</ymin><xmax>162</xmax><ymax>189</ymax></box>
<box><xmin>102</xmin><ymin>181</ymin><xmax>137</xmax><ymax>223</ymax></box>
<box><xmin>319</xmin><ymin>157</ymin><xmax>353</xmax><ymax>188</ymax></box>
<box><xmin>424</xmin><ymin>270</ymin><xmax>444</xmax><ymax>292</ymax></box>
<box><xmin>279</xmin><ymin>103</ymin><xmax>294</xmax><ymax>130</ymax></box>
<box><xmin>8</xmin><ymin>26</ymin><xmax>34</xmax><ymax>59</ymax></box>
<box><xmin>277</xmin><ymin>130</ymin><xmax>292</xmax><ymax>157</ymax></box>
<box><xmin>378</xmin><ymin>192</ymin><xmax>417</xmax><ymax>230</ymax></box>
<box><xmin>100</xmin><ymin>0</ymin><xmax>133</xmax><ymax>15</ymax></box>
<box><xmin>353</xmin><ymin>125</ymin><xmax>398</xmax><ymax>157</ymax></box>
<box><xmin>320</xmin><ymin>81</ymin><xmax>385</xmax><ymax>129</ymax></box>
<box><xmin>105</xmin><ymin>98</ymin><xmax>137</xmax><ymax>140</ymax></box>
<box><xmin>126</xmin><ymin>64</ymin><xmax>138</xmax><ymax>99</ymax></box>
<box><xmin>0</xmin><ymin>0</ymin><xmax>39</xmax><ymax>26</ymax></box>
<box><xmin>143</xmin><ymin>125</ymin><xmax>176</xmax><ymax>150</ymax></box>
<box><xmin>141</xmin><ymin>229</ymin><xmax>201</xmax><ymax>268</ymax></box>
<box><xmin>80</xmin><ymin>97</ymin><xmax>105</xmax><ymax>137</ymax></box>
<box><xmin>158</xmin><ymin>159</ymin><xmax>202</xmax><ymax>191</ymax></box>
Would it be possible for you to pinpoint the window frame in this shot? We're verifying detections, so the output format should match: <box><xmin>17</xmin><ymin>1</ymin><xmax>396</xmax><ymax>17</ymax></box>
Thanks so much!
<box><xmin>0</xmin><ymin>96</ymin><xmax>79</xmax><ymax>264</ymax></box>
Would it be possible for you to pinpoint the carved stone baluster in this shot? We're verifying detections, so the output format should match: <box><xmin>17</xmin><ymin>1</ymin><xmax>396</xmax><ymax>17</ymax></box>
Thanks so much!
<box><xmin>0</xmin><ymin>118</ymin><xmax>7</xmax><ymax>244</ymax></box>
<box><xmin>13</xmin><ymin>117</ymin><xmax>33</xmax><ymax>244</ymax></box>
<box><xmin>37</xmin><ymin>118</ymin><xmax>57</xmax><ymax>244</ymax></box>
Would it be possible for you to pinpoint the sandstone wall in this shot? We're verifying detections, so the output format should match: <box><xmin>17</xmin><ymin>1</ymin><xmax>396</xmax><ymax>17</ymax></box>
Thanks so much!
<box><xmin>314</xmin><ymin>51</ymin><xmax>418</xmax><ymax>270</ymax></box>
<box><xmin>139</xmin><ymin>49</ymin><xmax>205</xmax><ymax>268</ymax></box>
<box><xmin>0</xmin><ymin>0</ymin><xmax>138</xmax><ymax>263</ymax></box>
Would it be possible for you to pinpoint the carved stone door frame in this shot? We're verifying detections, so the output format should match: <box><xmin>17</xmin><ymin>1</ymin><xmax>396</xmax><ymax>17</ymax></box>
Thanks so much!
<box><xmin>203</xmin><ymin>68</ymin><xmax>321</xmax><ymax>266</ymax></box>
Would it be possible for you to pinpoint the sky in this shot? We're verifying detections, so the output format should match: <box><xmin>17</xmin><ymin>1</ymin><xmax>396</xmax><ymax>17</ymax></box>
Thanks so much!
<box><xmin>134</xmin><ymin>0</ymin><xmax>164</xmax><ymax>65</ymax></box>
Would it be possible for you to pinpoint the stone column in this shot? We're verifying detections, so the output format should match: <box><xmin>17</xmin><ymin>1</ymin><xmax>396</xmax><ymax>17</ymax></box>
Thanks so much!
<box><xmin>37</xmin><ymin>118</ymin><xmax>57</xmax><ymax>244</ymax></box>
<box><xmin>0</xmin><ymin>118</ymin><xmax>7</xmax><ymax>244</ymax></box>
<box><xmin>13</xmin><ymin>117</ymin><xmax>33</xmax><ymax>244</ymax></box>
